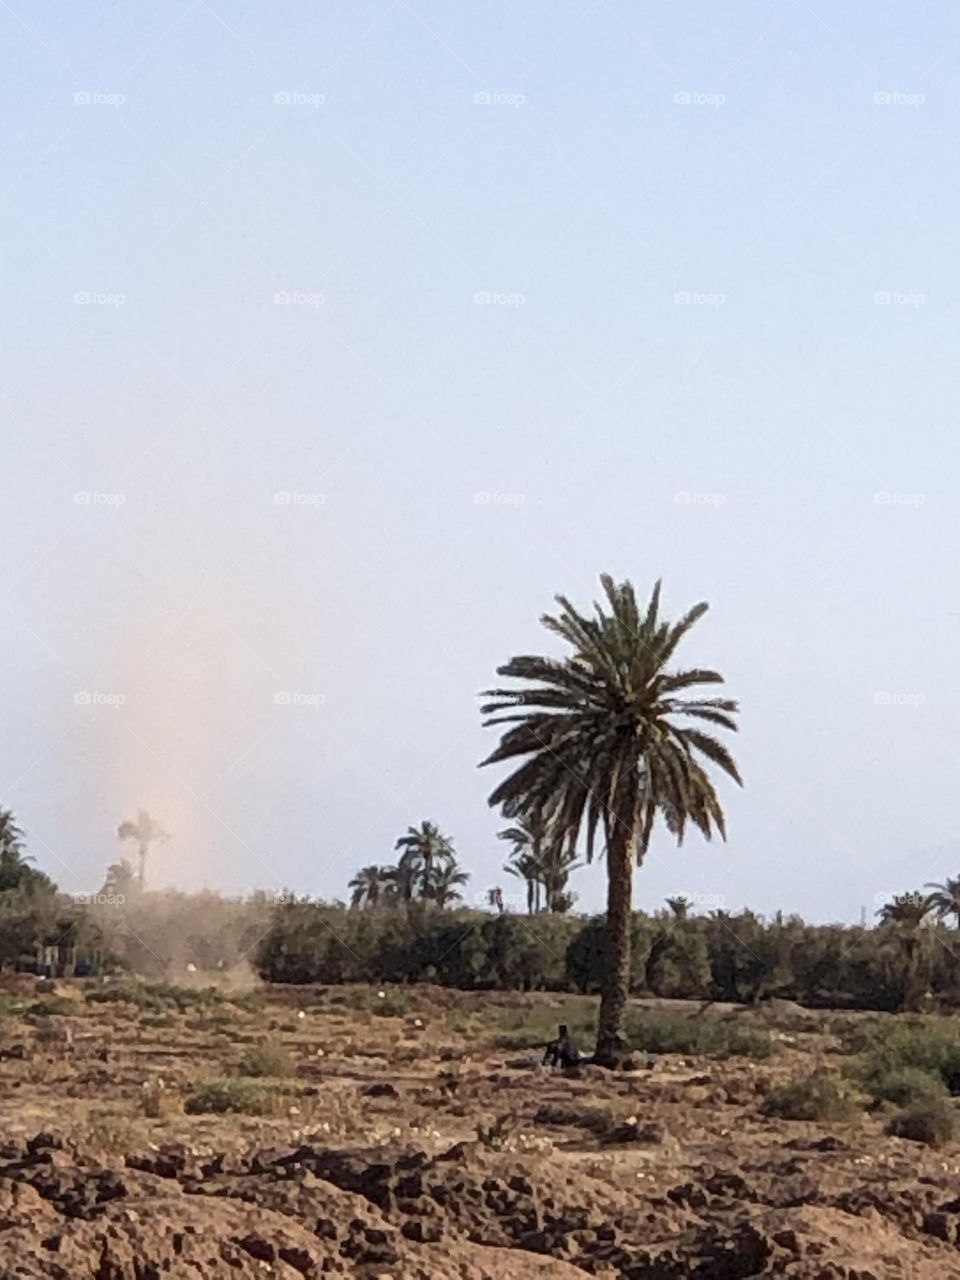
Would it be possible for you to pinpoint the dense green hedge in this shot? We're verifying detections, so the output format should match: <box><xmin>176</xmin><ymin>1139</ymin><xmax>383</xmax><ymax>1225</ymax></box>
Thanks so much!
<box><xmin>255</xmin><ymin>901</ymin><xmax>960</xmax><ymax>1011</ymax></box>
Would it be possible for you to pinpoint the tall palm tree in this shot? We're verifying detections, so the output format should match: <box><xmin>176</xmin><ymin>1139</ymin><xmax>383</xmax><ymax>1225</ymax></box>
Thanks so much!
<box><xmin>877</xmin><ymin>892</ymin><xmax>935</xmax><ymax>1010</ymax></box>
<box><xmin>503</xmin><ymin>848</ymin><xmax>542</xmax><ymax>914</ymax></box>
<box><xmin>394</xmin><ymin>821</ymin><xmax>455</xmax><ymax>899</ymax></box>
<box><xmin>925</xmin><ymin>876</ymin><xmax>960</xmax><ymax>927</ymax></box>
<box><xmin>480</xmin><ymin>574</ymin><xmax>741</xmax><ymax>1067</ymax></box>
<box><xmin>117</xmin><ymin>810</ymin><xmax>169</xmax><ymax>890</ymax></box>
<box><xmin>426</xmin><ymin>860</ymin><xmax>469</xmax><ymax>908</ymax></box>
<box><xmin>348</xmin><ymin>865</ymin><xmax>389</xmax><ymax>909</ymax></box>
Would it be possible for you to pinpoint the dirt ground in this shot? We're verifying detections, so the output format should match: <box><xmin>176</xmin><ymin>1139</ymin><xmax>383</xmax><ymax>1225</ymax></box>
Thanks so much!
<box><xmin>0</xmin><ymin>979</ymin><xmax>959</xmax><ymax>1279</ymax></box>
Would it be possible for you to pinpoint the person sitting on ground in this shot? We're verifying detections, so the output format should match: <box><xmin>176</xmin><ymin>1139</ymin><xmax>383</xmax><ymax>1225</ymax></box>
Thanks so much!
<box><xmin>542</xmin><ymin>1023</ymin><xmax>583</xmax><ymax>1069</ymax></box>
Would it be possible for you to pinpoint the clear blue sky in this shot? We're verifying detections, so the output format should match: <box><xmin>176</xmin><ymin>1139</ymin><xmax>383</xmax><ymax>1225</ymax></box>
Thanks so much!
<box><xmin>3</xmin><ymin>1</ymin><xmax>960</xmax><ymax>921</ymax></box>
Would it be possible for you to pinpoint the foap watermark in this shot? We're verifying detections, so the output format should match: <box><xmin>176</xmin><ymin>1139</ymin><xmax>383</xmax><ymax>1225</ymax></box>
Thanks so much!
<box><xmin>74</xmin><ymin>291</ymin><xmax>125</xmax><ymax>307</ymax></box>
<box><xmin>874</xmin><ymin>290</ymin><xmax>924</xmax><ymax>308</ymax></box>
<box><xmin>674</xmin><ymin>490</ymin><xmax>725</xmax><ymax>507</ymax></box>
<box><xmin>473</xmin><ymin>90</ymin><xmax>525</xmax><ymax>108</ymax></box>
<box><xmin>874</xmin><ymin>889</ymin><xmax>930</xmax><ymax>911</ymax></box>
<box><xmin>274</xmin><ymin>691</ymin><xmax>325</xmax><ymax>708</ymax></box>
<box><xmin>874</xmin><ymin>490</ymin><xmax>925</xmax><ymax>506</ymax></box>
<box><xmin>474</xmin><ymin>691</ymin><xmax>528</xmax><ymax>708</ymax></box>
<box><xmin>473</xmin><ymin>890</ymin><xmax>525</xmax><ymax>910</ymax></box>
<box><xmin>676</xmin><ymin>891</ymin><xmax>727</xmax><ymax>911</ymax></box>
<box><xmin>674</xmin><ymin>90</ymin><xmax>725</xmax><ymax>108</ymax></box>
<box><xmin>74</xmin><ymin>891</ymin><xmax>126</xmax><ymax>907</ymax></box>
<box><xmin>274</xmin><ymin>90</ymin><xmax>325</xmax><ymax>107</ymax></box>
<box><xmin>474</xmin><ymin>490</ymin><xmax>525</xmax><ymax>507</ymax></box>
<box><xmin>274</xmin><ymin>290</ymin><xmax>324</xmax><ymax>307</ymax></box>
<box><xmin>73</xmin><ymin>90</ymin><xmax>125</xmax><ymax>108</ymax></box>
<box><xmin>74</xmin><ymin>691</ymin><xmax>126</xmax><ymax>708</ymax></box>
<box><xmin>674</xmin><ymin>290</ymin><xmax>725</xmax><ymax>307</ymax></box>
<box><xmin>74</xmin><ymin>490</ymin><xmax>126</xmax><ymax>507</ymax></box>
<box><xmin>474</xmin><ymin>290</ymin><xmax>525</xmax><ymax>307</ymax></box>
<box><xmin>873</xmin><ymin>90</ymin><xmax>925</xmax><ymax>108</ymax></box>
<box><xmin>273</xmin><ymin>490</ymin><xmax>324</xmax><ymax>507</ymax></box>
<box><xmin>874</xmin><ymin>691</ymin><xmax>926</xmax><ymax>707</ymax></box>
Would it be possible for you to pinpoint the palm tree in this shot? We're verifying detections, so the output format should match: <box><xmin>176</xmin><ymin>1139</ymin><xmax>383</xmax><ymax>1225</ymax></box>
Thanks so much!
<box><xmin>0</xmin><ymin>808</ymin><xmax>24</xmax><ymax>857</ymax></box>
<box><xmin>503</xmin><ymin>849</ymin><xmax>542</xmax><ymax>914</ymax></box>
<box><xmin>487</xmin><ymin>886</ymin><xmax>505</xmax><ymax>914</ymax></box>
<box><xmin>100</xmin><ymin>859</ymin><xmax>137</xmax><ymax>900</ymax></box>
<box><xmin>426</xmin><ymin>860</ymin><xmax>469</xmax><ymax>908</ymax></box>
<box><xmin>117</xmin><ymin>810</ymin><xmax>169</xmax><ymax>890</ymax></box>
<box><xmin>925</xmin><ymin>876</ymin><xmax>960</xmax><ymax>927</ymax></box>
<box><xmin>666</xmin><ymin>896</ymin><xmax>690</xmax><ymax>920</ymax></box>
<box><xmin>394</xmin><ymin>821</ymin><xmax>455</xmax><ymax>899</ymax></box>
<box><xmin>498</xmin><ymin>812</ymin><xmax>552</xmax><ymax>913</ymax></box>
<box><xmin>348</xmin><ymin>865</ymin><xmax>389</xmax><ymax>909</ymax></box>
<box><xmin>480</xmin><ymin>574</ymin><xmax>741</xmax><ymax>1067</ymax></box>
<box><xmin>535</xmin><ymin>840</ymin><xmax>581</xmax><ymax>913</ymax></box>
<box><xmin>877</xmin><ymin>892</ymin><xmax>935</xmax><ymax>1010</ymax></box>
<box><xmin>0</xmin><ymin>809</ymin><xmax>53</xmax><ymax>895</ymax></box>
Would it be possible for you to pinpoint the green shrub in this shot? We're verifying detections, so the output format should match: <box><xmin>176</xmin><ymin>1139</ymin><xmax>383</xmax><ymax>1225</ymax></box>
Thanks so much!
<box><xmin>236</xmin><ymin>1042</ymin><xmax>294</xmax><ymax>1078</ymax></box>
<box><xmin>761</xmin><ymin>1074</ymin><xmax>856</xmax><ymax>1122</ymax></box>
<box><xmin>886</xmin><ymin>1097</ymin><xmax>958</xmax><ymax>1147</ymax></box>
<box><xmin>87</xmin><ymin>982</ymin><xmax>225</xmax><ymax>1014</ymax></box>
<box><xmin>859</xmin><ymin>1064</ymin><xmax>948</xmax><ymax>1108</ymax></box>
<box><xmin>624</xmin><ymin>1010</ymin><xmax>772</xmax><ymax>1059</ymax></box>
<box><xmin>184</xmin><ymin>1078</ymin><xmax>271</xmax><ymax>1115</ymax></box>
<box><xmin>28</xmin><ymin>997</ymin><xmax>74</xmax><ymax>1017</ymax></box>
<box><xmin>847</xmin><ymin>1018</ymin><xmax>960</xmax><ymax>1094</ymax></box>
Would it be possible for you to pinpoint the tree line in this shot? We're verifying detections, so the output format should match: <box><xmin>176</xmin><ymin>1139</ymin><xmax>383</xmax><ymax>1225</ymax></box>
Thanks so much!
<box><xmin>4</xmin><ymin>573</ymin><xmax>956</xmax><ymax>1059</ymax></box>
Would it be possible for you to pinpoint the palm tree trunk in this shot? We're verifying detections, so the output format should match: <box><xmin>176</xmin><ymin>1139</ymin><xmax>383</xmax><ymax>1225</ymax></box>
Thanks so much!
<box><xmin>137</xmin><ymin>841</ymin><xmax>147</xmax><ymax>890</ymax></box>
<box><xmin>595</xmin><ymin>822</ymin><xmax>635</xmax><ymax>1067</ymax></box>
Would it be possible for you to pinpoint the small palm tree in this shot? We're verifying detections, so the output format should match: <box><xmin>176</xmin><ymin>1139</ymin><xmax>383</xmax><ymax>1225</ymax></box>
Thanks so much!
<box><xmin>117</xmin><ymin>810</ymin><xmax>169</xmax><ymax>890</ymax></box>
<box><xmin>348</xmin><ymin>865</ymin><xmax>389</xmax><ymax>909</ymax></box>
<box><xmin>480</xmin><ymin>574</ymin><xmax>741</xmax><ymax>1067</ymax></box>
<box><xmin>666</xmin><ymin>896</ymin><xmax>690</xmax><ymax>920</ymax></box>
<box><xmin>487</xmin><ymin>886</ymin><xmax>505</xmax><ymax>914</ymax></box>
<box><xmin>0</xmin><ymin>808</ymin><xmax>24</xmax><ymax>857</ymax></box>
<box><xmin>426</xmin><ymin>860</ymin><xmax>469</xmax><ymax>908</ymax></box>
<box><xmin>925</xmin><ymin>877</ymin><xmax>960</xmax><ymax>927</ymax></box>
<box><xmin>535</xmin><ymin>840</ymin><xmax>581</xmax><ymax>913</ymax></box>
<box><xmin>101</xmin><ymin>859</ymin><xmax>137</xmax><ymax>900</ymax></box>
<box><xmin>498</xmin><ymin>812</ymin><xmax>552</xmax><ymax>913</ymax></box>
<box><xmin>503</xmin><ymin>848</ymin><xmax>542</xmax><ymax>914</ymax></box>
<box><xmin>877</xmin><ymin>892</ymin><xmax>935</xmax><ymax>1010</ymax></box>
<box><xmin>394</xmin><ymin>821</ymin><xmax>455</xmax><ymax>899</ymax></box>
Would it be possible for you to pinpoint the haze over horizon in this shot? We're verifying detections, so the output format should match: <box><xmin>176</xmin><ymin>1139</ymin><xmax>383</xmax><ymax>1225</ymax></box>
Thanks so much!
<box><xmin>3</xmin><ymin>1</ymin><xmax>960</xmax><ymax>924</ymax></box>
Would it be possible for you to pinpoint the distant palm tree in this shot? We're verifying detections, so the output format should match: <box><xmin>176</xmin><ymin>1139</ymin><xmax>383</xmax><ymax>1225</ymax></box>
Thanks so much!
<box><xmin>535</xmin><ymin>840</ymin><xmax>580</xmax><ymax>913</ymax></box>
<box><xmin>394</xmin><ymin>821</ymin><xmax>455</xmax><ymax>899</ymax></box>
<box><xmin>877</xmin><ymin>892</ymin><xmax>935</xmax><ymax>1010</ymax></box>
<box><xmin>0</xmin><ymin>808</ymin><xmax>52</xmax><ymax>894</ymax></box>
<box><xmin>426</xmin><ymin>860</ymin><xmax>469</xmax><ymax>908</ymax></box>
<box><xmin>117</xmin><ymin>810</ymin><xmax>169</xmax><ymax>890</ymax></box>
<box><xmin>100</xmin><ymin>859</ymin><xmax>137</xmax><ymax>900</ymax></box>
<box><xmin>503</xmin><ymin>849</ymin><xmax>542</xmax><ymax>914</ymax></box>
<box><xmin>666</xmin><ymin>896</ymin><xmax>690</xmax><ymax>920</ymax></box>
<box><xmin>925</xmin><ymin>876</ymin><xmax>960</xmax><ymax>927</ymax></box>
<box><xmin>480</xmin><ymin>574</ymin><xmax>741</xmax><ymax>1067</ymax></box>
<box><xmin>487</xmin><ymin>886</ymin><xmax>505</xmax><ymax>914</ymax></box>
<box><xmin>348</xmin><ymin>865</ymin><xmax>389</xmax><ymax>910</ymax></box>
<box><xmin>0</xmin><ymin>808</ymin><xmax>25</xmax><ymax>857</ymax></box>
<box><xmin>499</xmin><ymin>812</ymin><xmax>551</xmax><ymax>913</ymax></box>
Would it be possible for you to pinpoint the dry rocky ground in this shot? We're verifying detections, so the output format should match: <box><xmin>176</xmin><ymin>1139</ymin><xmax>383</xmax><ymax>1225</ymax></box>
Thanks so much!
<box><xmin>0</xmin><ymin>978</ymin><xmax>959</xmax><ymax>1278</ymax></box>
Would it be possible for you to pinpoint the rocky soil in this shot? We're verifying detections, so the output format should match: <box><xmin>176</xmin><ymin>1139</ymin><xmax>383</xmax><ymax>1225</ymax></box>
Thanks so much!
<box><xmin>1</xmin><ymin>980</ymin><xmax>959</xmax><ymax>1278</ymax></box>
